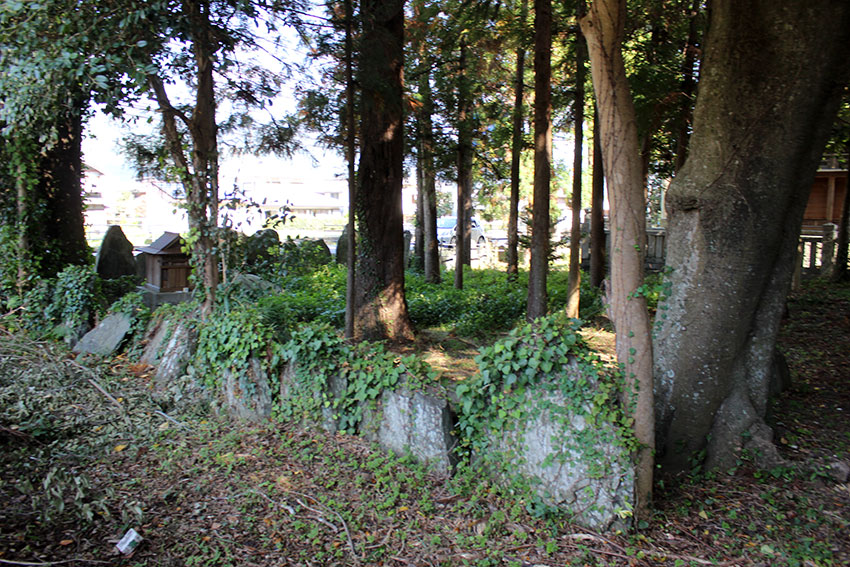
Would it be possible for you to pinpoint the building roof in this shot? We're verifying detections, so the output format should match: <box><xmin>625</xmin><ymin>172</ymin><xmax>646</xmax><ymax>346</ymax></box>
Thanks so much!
<box><xmin>138</xmin><ymin>232</ymin><xmax>184</xmax><ymax>255</ymax></box>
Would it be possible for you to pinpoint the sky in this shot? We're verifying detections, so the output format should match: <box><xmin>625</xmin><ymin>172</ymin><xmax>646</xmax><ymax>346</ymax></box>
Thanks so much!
<box><xmin>81</xmin><ymin>108</ymin><xmax>348</xmax><ymax>190</ymax></box>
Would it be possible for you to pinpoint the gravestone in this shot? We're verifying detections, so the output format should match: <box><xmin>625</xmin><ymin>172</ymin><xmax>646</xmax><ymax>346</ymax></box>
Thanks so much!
<box><xmin>95</xmin><ymin>226</ymin><xmax>137</xmax><ymax>279</ymax></box>
<box><xmin>72</xmin><ymin>312</ymin><xmax>133</xmax><ymax>356</ymax></box>
<box><xmin>335</xmin><ymin>224</ymin><xmax>350</xmax><ymax>265</ymax></box>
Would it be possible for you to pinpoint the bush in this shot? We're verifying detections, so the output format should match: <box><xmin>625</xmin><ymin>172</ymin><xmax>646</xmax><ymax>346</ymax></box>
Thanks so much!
<box><xmin>18</xmin><ymin>265</ymin><xmax>101</xmax><ymax>340</ymax></box>
<box><xmin>258</xmin><ymin>264</ymin><xmax>347</xmax><ymax>338</ymax></box>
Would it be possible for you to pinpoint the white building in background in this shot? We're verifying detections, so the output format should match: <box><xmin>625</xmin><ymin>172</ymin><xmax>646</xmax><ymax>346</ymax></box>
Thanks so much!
<box><xmin>83</xmin><ymin>165</ymin><xmax>187</xmax><ymax>248</ymax></box>
<box><xmin>83</xmin><ymin>152</ymin><xmax>420</xmax><ymax>249</ymax></box>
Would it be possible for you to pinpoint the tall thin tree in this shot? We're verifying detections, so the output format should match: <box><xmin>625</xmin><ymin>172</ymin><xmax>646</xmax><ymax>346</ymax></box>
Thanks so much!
<box><xmin>580</xmin><ymin>0</ymin><xmax>655</xmax><ymax>520</ymax></box>
<box><xmin>566</xmin><ymin>29</ymin><xmax>586</xmax><ymax>318</ymax></box>
<box><xmin>526</xmin><ymin>0</ymin><xmax>552</xmax><ymax>321</ymax></box>
<box><xmin>507</xmin><ymin>0</ymin><xmax>529</xmax><ymax>279</ymax></box>
<box><xmin>354</xmin><ymin>0</ymin><xmax>414</xmax><ymax>341</ymax></box>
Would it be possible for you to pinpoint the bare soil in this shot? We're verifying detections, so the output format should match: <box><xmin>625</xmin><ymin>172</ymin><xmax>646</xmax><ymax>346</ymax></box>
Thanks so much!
<box><xmin>0</xmin><ymin>279</ymin><xmax>848</xmax><ymax>566</ymax></box>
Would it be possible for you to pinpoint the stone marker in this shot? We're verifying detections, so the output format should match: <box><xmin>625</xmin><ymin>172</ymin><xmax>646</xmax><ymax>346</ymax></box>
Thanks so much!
<box><xmin>222</xmin><ymin>356</ymin><xmax>273</xmax><ymax>422</ymax></box>
<box><xmin>95</xmin><ymin>226</ymin><xmax>137</xmax><ymax>279</ymax></box>
<box><xmin>72</xmin><ymin>312</ymin><xmax>133</xmax><ymax>356</ymax></box>
<box><xmin>485</xmin><ymin>362</ymin><xmax>635</xmax><ymax>531</ymax></box>
<box><xmin>335</xmin><ymin>224</ymin><xmax>350</xmax><ymax>265</ymax></box>
<box><xmin>363</xmin><ymin>387</ymin><xmax>457</xmax><ymax>476</ymax></box>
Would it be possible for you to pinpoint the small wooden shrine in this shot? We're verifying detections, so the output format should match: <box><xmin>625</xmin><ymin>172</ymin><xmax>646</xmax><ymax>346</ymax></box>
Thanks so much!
<box><xmin>138</xmin><ymin>232</ymin><xmax>192</xmax><ymax>292</ymax></box>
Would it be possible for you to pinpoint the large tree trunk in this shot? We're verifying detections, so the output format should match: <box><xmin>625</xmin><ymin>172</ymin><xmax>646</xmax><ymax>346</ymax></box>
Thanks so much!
<box><xmin>526</xmin><ymin>0</ymin><xmax>551</xmax><ymax>322</ymax></box>
<box><xmin>590</xmin><ymin>104</ymin><xmax>606</xmax><ymax>288</ymax></box>
<box><xmin>344</xmin><ymin>0</ymin><xmax>357</xmax><ymax>339</ymax></box>
<box><xmin>566</xmin><ymin>30</ymin><xmax>586</xmax><ymax>318</ymax></box>
<box><xmin>580</xmin><ymin>0</ymin><xmax>654</xmax><ymax>519</ymax></box>
<box><xmin>654</xmin><ymin>0</ymin><xmax>850</xmax><ymax>473</ymax></box>
<box><xmin>354</xmin><ymin>0</ymin><xmax>413</xmax><ymax>341</ymax></box>
<box><xmin>507</xmin><ymin>0</ymin><xmax>529</xmax><ymax>279</ymax></box>
<box><xmin>33</xmin><ymin>110</ymin><xmax>90</xmax><ymax>277</ymax></box>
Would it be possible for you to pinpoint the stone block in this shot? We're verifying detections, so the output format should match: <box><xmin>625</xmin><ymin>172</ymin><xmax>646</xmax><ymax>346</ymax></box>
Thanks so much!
<box><xmin>364</xmin><ymin>388</ymin><xmax>457</xmax><ymax>476</ymax></box>
<box><xmin>73</xmin><ymin>312</ymin><xmax>133</xmax><ymax>356</ymax></box>
<box><xmin>95</xmin><ymin>225</ymin><xmax>137</xmax><ymax>279</ymax></box>
<box><xmin>485</xmin><ymin>364</ymin><xmax>635</xmax><ymax>531</ymax></box>
<box><xmin>222</xmin><ymin>356</ymin><xmax>273</xmax><ymax>422</ymax></box>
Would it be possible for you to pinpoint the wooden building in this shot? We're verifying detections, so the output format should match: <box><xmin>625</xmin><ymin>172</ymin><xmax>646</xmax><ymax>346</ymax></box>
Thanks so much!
<box><xmin>803</xmin><ymin>163</ymin><xmax>847</xmax><ymax>235</ymax></box>
<box><xmin>138</xmin><ymin>232</ymin><xmax>192</xmax><ymax>292</ymax></box>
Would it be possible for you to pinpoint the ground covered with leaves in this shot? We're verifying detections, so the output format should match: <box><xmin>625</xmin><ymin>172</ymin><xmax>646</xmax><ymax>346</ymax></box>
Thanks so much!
<box><xmin>0</xmin><ymin>279</ymin><xmax>848</xmax><ymax>566</ymax></box>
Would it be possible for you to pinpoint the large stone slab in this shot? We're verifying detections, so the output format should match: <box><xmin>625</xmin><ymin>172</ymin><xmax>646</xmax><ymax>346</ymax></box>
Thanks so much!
<box><xmin>144</xmin><ymin>320</ymin><xmax>198</xmax><ymax>391</ymax></box>
<box><xmin>278</xmin><ymin>360</ymin><xmax>345</xmax><ymax>432</ymax></box>
<box><xmin>95</xmin><ymin>225</ymin><xmax>137</xmax><ymax>279</ymax></box>
<box><xmin>73</xmin><ymin>312</ymin><xmax>133</xmax><ymax>356</ymax></box>
<box><xmin>363</xmin><ymin>388</ymin><xmax>457</xmax><ymax>476</ymax></box>
<box><xmin>485</xmin><ymin>365</ymin><xmax>635</xmax><ymax>531</ymax></box>
<box><xmin>221</xmin><ymin>356</ymin><xmax>273</xmax><ymax>422</ymax></box>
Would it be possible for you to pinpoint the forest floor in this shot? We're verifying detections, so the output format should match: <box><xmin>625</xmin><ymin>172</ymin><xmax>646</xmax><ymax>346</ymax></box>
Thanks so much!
<box><xmin>0</xmin><ymin>278</ymin><xmax>848</xmax><ymax>566</ymax></box>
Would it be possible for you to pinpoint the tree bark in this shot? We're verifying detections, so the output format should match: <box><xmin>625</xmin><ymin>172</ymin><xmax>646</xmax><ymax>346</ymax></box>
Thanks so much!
<box><xmin>580</xmin><ymin>0</ymin><xmax>654</xmax><ymax>520</ymax></box>
<box><xmin>354</xmin><ymin>0</ymin><xmax>414</xmax><ymax>341</ymax></box>
<box><xmin>32</xmin><ymin>109</ymin><xmax>90</xmax><ymax>277</ymax></box>
<box><xmin>507</xmin><ymin>0</ymin><xmax>529</xmax><ymax>279</ymax></box>
<box><xmin>566</xmin><ymin>30</ymin><xmax>586</xmax><ymax>319</ymax></box>
<box><xmin>344</xmin><ymin>0</ymin><xmax>357</xmax><ymax>339</ymax></box>
<box><xmin>188</xmin><ymin>0</ymin><xmax>220</xmax><ymax>314</ymax></box>
<box><xmin>526</xmin><ymin>0</ymin><xmax>551</xmax><ymax>322</ymax></box>
<box><xmin>654</xmin><ymin>0</ymin><xmax>850</xmax><ymax>473</ymax></box>
<box><xmin>590</xmin><ymin>104</ymin><xmax>606</xmax><ymax>288</ymax></box>
<box><xmin>413</xmin><ymin>171</ymin><xmax>425</xmax><ymax>272</ymax></box>
<box><xmin>148</xmin><ymin>0</ymin><xmax>221</xmax><ymax>316</ymax></box>
<box><xmin>418</xmin><ymin>56</ymin><xmax>441</xmax><ymax>284</ymax></box>
<box><xmin>455</xmin><ymin>38</ymin><xmax>473</xmax><ymax>289</ymax></box>
<box><xmin>673</xmin><ymin>0</ymin><xmax>702</xmax><ymax>174</ymax></box>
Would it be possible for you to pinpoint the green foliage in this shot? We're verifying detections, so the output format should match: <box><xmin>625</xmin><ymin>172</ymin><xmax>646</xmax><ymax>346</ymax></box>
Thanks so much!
<box><xmin>406</xmin><ymin>268</ymin><xmax>605</xmax><ymax>337</ymax></box>
<box><xmin>258</xmin><ymin>264</ymin><xmax>347</xmax><ymax>335</ymax></box>
<box><xmin>19</xmin><ymin>265</ymin><xmax>100</xmax><ymax>339</ymax></box>
<box><xmin>278</xmin><ymin>237</ymin><xmax>333</xmax><ymax>278</ymax></box>
<box><xmin>456</xmin><ymin>314</ymin><xmax>636</xmax><ymax>475</ymax></box>
<box><xmin>107</xmin><ymin>291</ymin><xmax>151</xmax><ymax>346</ymax></box>
<box><xmin>194</xmin><ymin>304</ymin><xmax>279</xmax><ymax>391</ymax></box>
<box><xmin>276</xmin><ymin>322</ymin><xmax>436</xmax><ymax>434</ymax></box>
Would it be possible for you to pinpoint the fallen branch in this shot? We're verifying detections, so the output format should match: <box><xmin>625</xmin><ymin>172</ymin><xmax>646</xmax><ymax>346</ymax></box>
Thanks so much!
<box><xmin>154</xmin><ymin>410</ymin><xmax>192</xmax><ymax>431</ymax></box>
<box><xmin>287</xmin><ymin>490</ymin><xmax>361</xmax><ymax>565</ymax></box>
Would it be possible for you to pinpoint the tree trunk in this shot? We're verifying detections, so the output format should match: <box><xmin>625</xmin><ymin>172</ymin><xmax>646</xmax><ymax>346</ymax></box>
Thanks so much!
<box><xmin>413</xmin><ymin>160</ymin><xmax>425</xmax><ymax>272</ymax></box>
<box><xmin>344</xmin><ymin>0</ymin><xmax>357</xmax><ymax>339</ymax></box>
<box><xmin>188</xmin><ymin>1</ymin><xmax>220</xmax><ymax>314</ymax></box>
<box><xmin>33</xmin><ymin>110</ymin><xmax>90</xmax><ymax>277</ymax></box>
<box><xmin>455</xmin><ymin>38</ymin><xmax>473</xmax><ymax>289</ymax></box>
<box><xmin>566</xmin><ymin>30</ymin><xmax>586</xmax><ymax>319</ymax></box>
<box><xmin>580</xmin><ymin>0</ymin><xmax>654</xmax><ymax>520</ymax></box>
<box><xmin>590</xmin><ymin>104</ymin><xmax>606</xmax><ymax>288</ymax></box>
<box><xmin>148</xmin><ymin>0</ymin><xmax>221</xmax><ymax>316</ymax></box>
<box><xmin>419</xmin><ymin>59</ymin><xmax>441</xmax><ymax>284</ymax></box>
<box><xmin>15</xmin><ymin>159</ymin><xmax>29</xmax><ymax>293</ymax></box>
<box><xmin>654</xmin><ymin>0</ymin><xmax>850</xmax><ymax>473</ymax></box>
<box><xmin>354</xmin><ymin>0</ymin><xmax>413</xmax><ymax>341</ymax></box>
<box><xmin>673</xmin><ymin>0</ymin><xmax>702</xmax><ymax>173</ymax></box>
<box><xmin>507</xmin><ymin>0</ymin><xmax>529</xmax><ymax>279</ymax></box>
<box><xmin>526</xmin><ymin>0</ymin><xmax>551</xmax><ymax>322</ymax></box>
